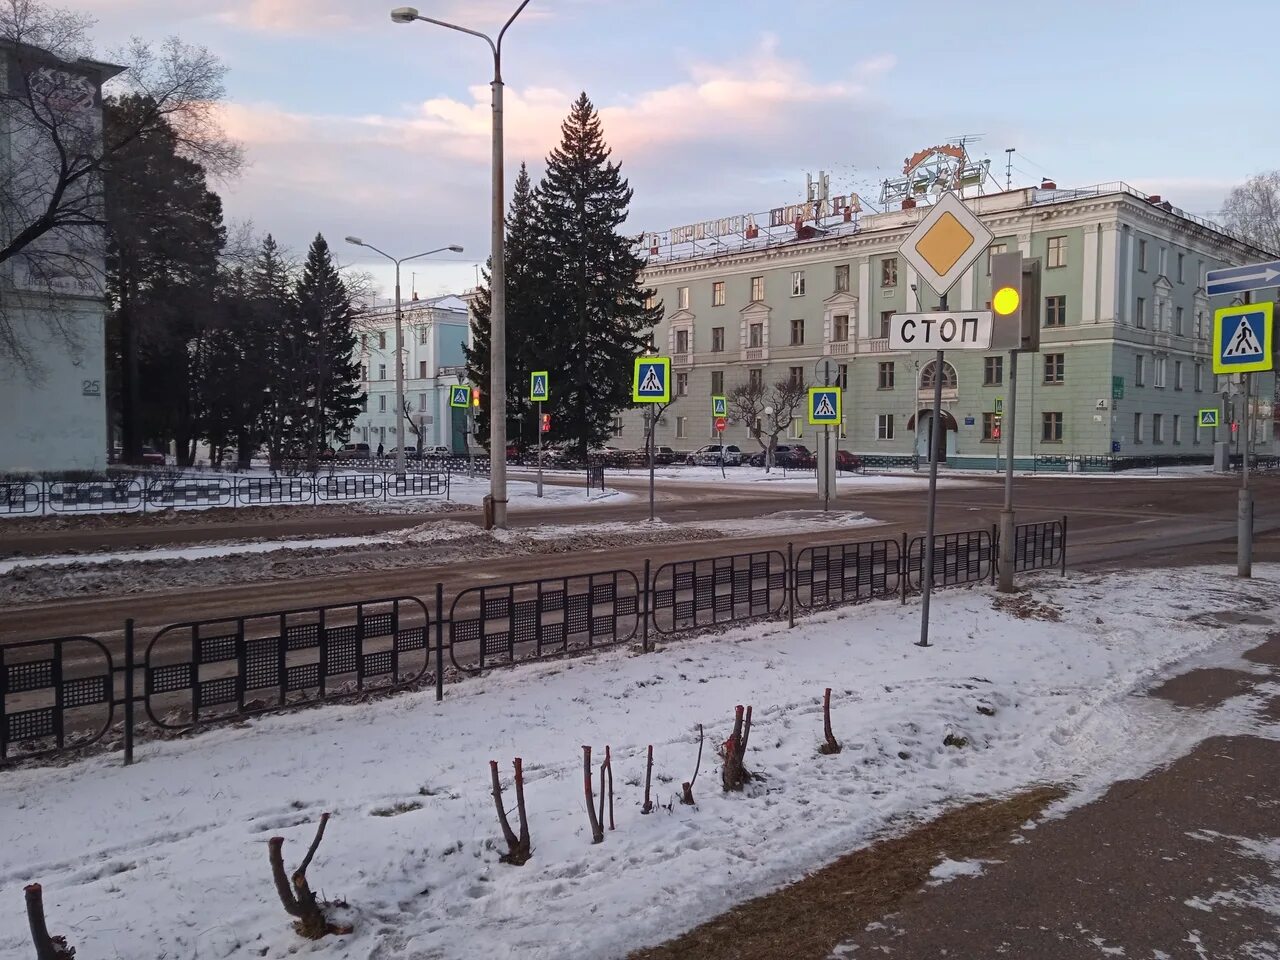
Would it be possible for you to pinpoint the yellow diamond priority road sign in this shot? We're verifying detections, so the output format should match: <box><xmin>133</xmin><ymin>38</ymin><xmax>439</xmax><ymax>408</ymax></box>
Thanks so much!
<box><xmin>899</xmin><ymin>191</ymin><xmax>994</xmax><ymax>298</ymax></box>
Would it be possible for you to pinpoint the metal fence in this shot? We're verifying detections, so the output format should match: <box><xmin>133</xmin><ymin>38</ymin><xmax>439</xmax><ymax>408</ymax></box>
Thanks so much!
<box><xmin>1</xmin><ymin>517</ymin><xmax>1067</xmax><ymax>768</ymax></box>
<box><xmin>0</xmin><ymin>471</ymin><xmax>450</xmax><ymax>516</ymax></box>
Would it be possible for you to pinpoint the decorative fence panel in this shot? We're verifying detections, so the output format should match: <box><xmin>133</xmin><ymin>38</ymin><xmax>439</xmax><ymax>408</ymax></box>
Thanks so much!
<box><xmin>795</xmin><ymin>538</ymin><xmax>901</xmax><ymax>609</ymax></box>
<box><xmin>650</xmin><ymin>550</ymin><xmax>788</xmax><ymax>635</ymax></box>
<box><xmin>0</xmin><ymin>480</ymin><xmax>40</xmax><ymax>515</ymax></box>
<box><xmin>0</xmin><ymin>637</ymin><xmax>117</xmax><ymax>762</ymax></box>
<box><xmin>145</xmin><ymin>477</ymin><xmax>234</xmax><ymax>509</ymax></box>
<box><xmin>317</xmin><ymin>474</ymin><xmax>383</xmax><ymax>502</ymax></box>
<box><xmin>234</xmin><ymin>477</ymin><xmax>312</xmax><ymax>505</ymax></box>
<box><xmin>1014</xmin><ymin>518</ymin><xmax>1067</xmax><ymax>573</ymax></box>
<box><xmin>905</xmin><ymin>529</ymin><xmax>996</xmax><ymax>590</ymax></box>
<box><xmin>46</xmin><ymin>479</ymin><xmax>143</xmax><ymax>513</ymax></box>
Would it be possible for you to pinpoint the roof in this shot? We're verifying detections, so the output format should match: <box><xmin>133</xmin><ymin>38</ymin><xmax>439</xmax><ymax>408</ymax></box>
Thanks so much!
<box><xmin>355</xmin><ymin>292</ymin><xmax>470</xmax><ymax>317</ymax></box>
<box><xmin>0</xmin><ymin>38</ymin><xmax>125</xmax><ymax>83</ymax></box>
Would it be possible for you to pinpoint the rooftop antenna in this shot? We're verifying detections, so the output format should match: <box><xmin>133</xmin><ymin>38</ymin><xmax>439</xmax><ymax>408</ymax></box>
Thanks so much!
<box><xmin>1005</xmin><ymin>148</ymin><xmax>1015</xmax><ymax>191</ymax></box>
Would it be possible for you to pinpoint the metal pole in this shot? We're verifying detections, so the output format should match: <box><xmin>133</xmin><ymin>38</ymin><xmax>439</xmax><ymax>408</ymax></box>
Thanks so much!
<box><xmin>489</xmin><ymin>55</ymin><xmax>509</xmax><ymax>527</ymax></box>
<box><xmin>998</xmin><ymin>349</ymin><xmax>1018</xmax><ymax>592</ymax></box>
<box><xmin>1239</xmin><ymin>372</ymin><xmax>1253</xmax><ymax>578</ymax></box>
<box><xmin>642</xmin><ymin>557</ymin><xmax>651</xmax><ymax>653</ymax></box>
<box><xmin>918</xmin><ymin>343</ymin><xmax>945</xmax><ymax>648</ymax></box>
<box><xmin>434</xmin><ymin>582</ymin><xmax>444</xmax><ymax>702</ymax></box>
<box><xmin>123</xmin><ymin>617</ymin><xmax>135</xmax><ymax>766</ymax></box>
<box><xmin>536</xmin><ymin>400</ymin><xmax>543</xmax><ymax>497</ymax></box>
<box><xmin>647</xmin><ymin>409</ymin><xmax>656</xmax><ymax>522</ymax></box>
<box><xmin>394</xmin><ymin>262</ymin><xmax>406</xmax><ymax>479</ymax></box>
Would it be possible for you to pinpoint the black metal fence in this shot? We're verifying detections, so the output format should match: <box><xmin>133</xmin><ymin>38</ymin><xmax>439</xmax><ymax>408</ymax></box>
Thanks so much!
<box><xmin>1</xmin><ymin>517</ymin><xmax>1067</xmax><ymax>768</ymax></box>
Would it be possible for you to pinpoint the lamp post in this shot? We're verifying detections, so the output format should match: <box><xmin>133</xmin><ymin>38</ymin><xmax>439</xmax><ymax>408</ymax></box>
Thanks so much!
<box><xmin>345</xmin><ymin>237</ymin><xmax>464</xmax><ymax>478</ymax></box>
<box><xmin>391</xmin><ymin>1</ymin><xmax>531</xmax><ymax>528</ymax></box>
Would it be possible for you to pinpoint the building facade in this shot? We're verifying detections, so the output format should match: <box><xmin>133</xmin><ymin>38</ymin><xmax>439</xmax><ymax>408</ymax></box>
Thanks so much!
<box><xmin>0</xmin><ymin>41</ymin><xmax>122</xmax><ymax>474</ymax></box>
<box><xmin>616</xmin><ymin>183</ymin><xmax>1279</xmax><ymax>464</ymax></box>
<box><xmin>348</xmin><ymin>293</ymin><xmax>471</xmax><ymax>453</ymax></box>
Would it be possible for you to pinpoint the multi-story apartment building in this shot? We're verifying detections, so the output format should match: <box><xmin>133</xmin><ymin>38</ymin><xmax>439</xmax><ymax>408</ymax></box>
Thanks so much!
<box><xmin>349</xmin><ymin>293</ymin><xmax>470</xmax><ymax>453</ymax></box>
<box><xmin>618</xmin><ymin>182</ymin><xmax>1279</xmax><ymax>464</ymax></box>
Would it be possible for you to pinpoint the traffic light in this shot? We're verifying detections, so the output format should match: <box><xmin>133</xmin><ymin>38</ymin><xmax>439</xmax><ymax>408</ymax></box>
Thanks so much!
<box><xmin>540</xmin><ymin>413</ymin><xmax>551</xmax><ymax>433</ymax></box>
<box><xmin>989</xmin><ymin>251</ymin><xmax>1041</xmax><ymax>352</ymax></box>
<box><xmin>471</xmin><ymin>387</ymin><xmax>481</xmax><ymax>407</ymax></box>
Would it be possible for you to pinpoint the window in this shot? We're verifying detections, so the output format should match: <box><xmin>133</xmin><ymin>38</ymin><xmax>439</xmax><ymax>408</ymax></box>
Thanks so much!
<box><xmin>837</xmin><ymin>364</ymin><xmax>848</xmax><ymax>389</ymax></box>
<box><xmin>711</xmin><ymin>327</ymin><xmax>725</xmax><ymax>352</ymax></box>
<box><xmin>378</xmin><ymin>363</ymin><xmax>387</xmax><ymax>380</ymax></box>
<box><xmin>834</xmin><ymin>264</ymin><xmax>850</xmax><ymax>292</ymax></box>
<box><xmin>881</xmin><ymin>257</ymin><xmax>898</xmax><ymax>287</ymax></box>
<box><xmin>1153</xmin><ymin>356</ymin><xmax>1166</xmax><ymax>388</ymax></box>
<box><xmin>1042</xmin><ymin>412</ymin><xmax>1063</xmax><ymax>443</ymax></box>
<box><xmin>1047</xmin><ymin>235</ymin><xmax>1067</xmax><ymax>268</ymax></box>
<box><xmin>749</xmin><ymin>323</ymin><xmax>763</xmax><ymax>348</ymax></box>
<box><xmin>676</xmin><ymin>372</ymin><xmax>688</xmax><ymax>396</ymax></box>
<box><xmin>1138</xmin><ymin>238</ymin><xmax>1148</xmax><ymax>271</ymax></box>
<box><xmin>790</xmin><ymin>419</ymin><xmax>804</xmax><ymax>440</ymax></box>
<box><xmin>712</xmin><ymin>281</ymin><xmax>725</xmax><ymax>306</ymax></box>
<box><xmin>1195</xmin><ymin>362</ymin><xmax>1204</xmax><ymax>392</ymax></box>
<box><xmin>878</xmin><ymin>362</ymin><xmax>895</xmax><ymax>390</ymax></box>
<box><xmin>418</xmin><ymin>360</ymin><xmax>427</xmax><ymax>379</ymax></box>
<box><xmin>832</xmin><ymin>314</ymin><xmax>849</xmax><ymax>342</ymax></box>
<box><xmin>675</xmin><ymin>416</ymin><xmax>687</xmax><ymax>439</ymax></box>
<box><xmin>987</xmin><ymin>243</ymin><xmax>1008</xmax><ymax>275</ymax></box>
<box><xmin>1176</xmin><ymin>252</ymin><xmax>1185</xmax><ymax>283</ymax></box>
<box><xmin>1044</xmin><ymin>353</ymin><xmax>1065</xmax><ymax>384</ymax></box>
<box><xmin>1173</xmin><ymin>414</ymin><xmax>1182</xmax><ymax>444</ymax></box>
<box><xmin>1135</xmin><ymin>355</ymin><xmax>1145</xmax><ymax>386</ymax></box>
<box><xmin>1152</xmin><ymin>413</ymin><xmax>1164</xmax><ymax>444</ymax></box>
<box><xmin>920</xmin><ymin>360</ymin><xmax>957</xmax><ymax>390</ymax></box>
<box><xmin>1134</xmin><ymin>412</ymin><xmax>1144</xmax><ymax>443</ymax></box>
<box><xmin>360</xmin><ymin>365</ymin><xmax>367</xmax><ymax>381</ymax></box>
<box><xmin>418</xmin><ymin>392</ymin><xmax>426</xmax><ymax>410</ymax></box>
<box><xmin>1174</xmin><ymin>360</ymin><xmax>1183</xmax><ymax>390</ymax></box>
<box><xmin>677</xmin><ymin>286</ymin><xmax>690</xmax><ymax>310</ymax></box>
<box><xmin>750</xmin><ymin>276</ymin><xmax>764</xmax><ymax>301</ymax></box>
<box><xmin>877</xmin><ymin>414</ymin><xmax>895</xmax><ymax>440</ymax></box>
<box><xmin>1176</xmin><ymin>306</ymin><xmax>1184</xmax><ymax>336</ymax></box>
<box><xmin>675</xmin><ymin>329</ymin><xmax>690</xmax><ymax>354</ymax></box>
<box><xmin>360</xmin><ymin>333</ymin><xmax>368</xmax><ymax>350</ymax></box>
<box><xmin>1196</xmin><ymin>311</ymin><xmax>1205</xmax><ymax>340</ymax></box>
<box><xmin>982</xmin><ymin>412</ymin><xmax>1000</xmax><ymax>442</ymax></box>
<box><xmin>879</xmin><ymin>310</ymin><xmax>895</xmax><ymax>338</ymax></box>
<box><xmin>378</xmin><ymin>394</ymin><xmax>387</xmax><ymax>412</ymax></box>
<box><xmin>362</xmin><ymin>396</ymin><xmax>369</xmax><ymax>412</ymax></box>
<box><xmin>984</xmin><ymin>355</ymin><xmax>1003</xmax><ymax>385</ymax></box>
<box><xmin>710</xmin><ymin>370</ymin><xmax>724</xmax><ymax>395</ymax></box>
<box><xmin>791</xmin><ymin>271</ymin><xmax>806</xmax><ymax>296</ymax></box>
<box><xmin>643</xmin><ymin>293</ymin><xmax>656</xmax><ymax>311</ymax></box>
<box><xmin>1045</xmin><ymin>295</ymin><xmax>1066</xmax><ymax>327</ymax></box>
<box><xmin>748</xmin><ymin>368</ymin><xmax>763</xmax><ymax>390</ymax></box>
<box><xmin>1135</xmin><ymin>297</ymin><xmax>1146</xmax><ymax>328</ymax></box>
<box><xmin>378</xmin><ymin>332</ymin><xmax>387</xmax><ymax>349</ymax></box>
<box><xmin>788</xmin><ymin>366</ymin><xmax>804</xmax><ymax>387</ymax></box>
<box><xmin>1159</xmin><ymin>247</ymin><xmax>1168</xmax><ymax>276</ymax></box>
<box><xmin>419</xmin><ymin>327</ymin><xmax>429</xmax><ymax>346</ymax></box>
<box><xmin>790</xmin><ymin>318</ymin><xmax>805</xmax><ymax>345</ymax></box>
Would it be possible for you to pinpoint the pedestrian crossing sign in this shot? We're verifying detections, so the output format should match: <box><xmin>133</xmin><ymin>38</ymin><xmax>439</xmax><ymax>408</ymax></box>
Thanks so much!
<box><xmin>632</xmin><ymin>356</ymin><xmax>671</xmax><ymax>403</ymax></box>
<box><xmin>449</xmin><ymin>385</ymin><xmax>470</xmax><ymax>408</ymax></box>
<box><xmin>530</xmin><ymin>371</ymin><xmax>549</xmax><ymax>402</ymax></box>
<box><xmin>807</xmin><ymin>387</ymin><xmax>841</xmax><ymax>426</ymax></box>
<box><xmin>1213</xmin><ymin>302</ymin><xmax>1273</xmax><ymax>374</ymax></box>
<box><xmin>711</xmin><ymin>395</ymin><xmax>728</xmax><ymax>417</ymax></box>
<box><xmin>1198</xmin><ymin>408</ymin><xmax>1220</xmax><ymax>428</ymax></box>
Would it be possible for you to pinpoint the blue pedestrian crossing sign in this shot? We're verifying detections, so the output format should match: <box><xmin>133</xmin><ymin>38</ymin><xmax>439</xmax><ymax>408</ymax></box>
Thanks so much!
<box><xmin>632</xmin><ymin>356</ymin><xmax>671</xmax><ymax>403</ymax></box>
<box><xmin>807</xmin><ymin>387</ymin><xmax>841</xmax><ymax>426</ymax></box>
<box><xmin>1212</xmin><ymin>303</ymin><xmax>1274</xmax><ymax>375</ymax></box>
<box><xmin>711</xmin><ymin>395</ymin><xmax>728</xmax><ymax>417</ymax></box>
<box><xmin>530</xmin><ymin>371</ymin><xmax>549</xmax><ymax>402</ymax></box>
<box><xmin>1198</xmin><ymin>408</ymin><xmax>1220</xmax><ymax>428</ymax></box>
<box><xmin>449</xmin><ymin>385</ymin><xmax>470</xmax><ymax>408</ymax></box>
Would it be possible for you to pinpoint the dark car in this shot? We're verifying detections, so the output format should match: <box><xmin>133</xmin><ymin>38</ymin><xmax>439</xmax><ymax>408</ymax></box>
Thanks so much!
<box><xmin>140</xmin><ymin>447</ymin><xmax>166</xmax><ymax>466</ymax></box>
<box><xmin>747</xmin><ymin>444</ymin><xmax>812</xmax><ymax>468</ymax></box>
<box><xmin>835</xmin><ymin>450</ymin><xmax>862</xmax><ymax>472</ymax></box>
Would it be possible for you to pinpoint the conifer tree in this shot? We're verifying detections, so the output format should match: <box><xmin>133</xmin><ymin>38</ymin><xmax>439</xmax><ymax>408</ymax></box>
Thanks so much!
<box><xmin>250</xmin><ymin>234</ymin><xmax>305</xmax><ymax>468</ymax></box>
<box><xmin>295</xmin><ymin>233</ymin><xmax>363</xmax><ymax>453</ymax></box>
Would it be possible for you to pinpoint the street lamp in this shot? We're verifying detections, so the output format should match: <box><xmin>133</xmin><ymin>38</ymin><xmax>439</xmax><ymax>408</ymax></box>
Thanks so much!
<box><xmin>392</xmin><ymin>1</ymin><xmax>531</xmax><ymax>529</ymax></box>
<box><xmin>345</xmin><ymin>237</ymin><xmax>464</xmax><ymax>478</ymax></box>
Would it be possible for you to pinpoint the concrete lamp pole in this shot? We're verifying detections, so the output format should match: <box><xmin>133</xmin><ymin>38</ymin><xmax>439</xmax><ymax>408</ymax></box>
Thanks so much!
<box><xmin>344</xmin><ymin>237</ymin><xmax>464</xmax><ymax>478</ymax></box>
<box><xmin>391</xmin><ymin>1</ymin><xmax>530</xmax><ymax>528</ymax></box>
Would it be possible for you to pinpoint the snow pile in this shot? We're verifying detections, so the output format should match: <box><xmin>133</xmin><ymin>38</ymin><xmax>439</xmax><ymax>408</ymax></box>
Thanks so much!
<box><xmin>2</xmin><ymin>567</ymin><xmax>1278</xmax><ymax>959</ymax></box>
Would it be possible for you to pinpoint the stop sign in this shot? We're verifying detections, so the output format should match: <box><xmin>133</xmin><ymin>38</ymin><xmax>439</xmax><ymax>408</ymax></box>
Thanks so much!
<box><xmin>715</xmin><ymin>417</ymin><xmax>727</xmax><ymax>432</ymax></box>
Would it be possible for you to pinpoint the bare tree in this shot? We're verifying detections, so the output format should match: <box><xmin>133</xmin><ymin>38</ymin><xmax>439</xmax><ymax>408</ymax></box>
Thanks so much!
<box><xmin>727</xmin><ymin>376</ymin><xmax>808</xmax><ymax>470</ymax></box>
<box><xmin>1222</xmin><ymin>171</ymin><xmax>1280</xmax><ymax>254</ymax></box>
<box><xmin>0</xmin><ymin>0</ymin><xmax>241</xmax><ymax>376</ymax></box>
<box><xmin>401</xmin><ymin>396</ymin><xmax>426</xmax><ymax>451</ymax></box>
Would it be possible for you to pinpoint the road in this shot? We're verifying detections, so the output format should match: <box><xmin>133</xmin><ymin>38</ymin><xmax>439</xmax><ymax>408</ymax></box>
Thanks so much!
<box><xmin>1</xmin><ymin>471</ymin><xmax>1274</xmax><ymax>647</ymax></box>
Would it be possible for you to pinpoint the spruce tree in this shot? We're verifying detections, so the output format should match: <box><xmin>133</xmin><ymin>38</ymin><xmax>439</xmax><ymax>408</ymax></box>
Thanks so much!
<box><xmin>465</xmin><ymin>162</ymin><xmax>546</xmax><ymax>451</ymax></box>
<box><xmin>296</xmin><ymin>233</ymin><xmax>363</xmax><ymax>453</ymax></box>
<box><xmin>250</xmin><ymin>235</ymin><xmax>306</xmax><ymax>468</ymax></box>
<box><xmin>536</xmin><ymin>93</ymin><xmax>660</xmax><ymax>457</ymax></box>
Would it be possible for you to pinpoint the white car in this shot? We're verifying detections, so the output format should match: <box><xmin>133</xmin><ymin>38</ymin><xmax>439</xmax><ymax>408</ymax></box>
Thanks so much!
<box><xmin>421</xmin><ymin>445</ymin><xmax>452</xmax><ymax>458</ymax></box>
<box><xmin>686</xmin><ymin>443</ymin><xmax>742</xmax><ymax>466</ymax></box>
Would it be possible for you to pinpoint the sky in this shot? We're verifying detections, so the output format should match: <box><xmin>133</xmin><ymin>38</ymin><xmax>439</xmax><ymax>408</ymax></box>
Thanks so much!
<box><xmin>80</xmin><ymin>0</ymin><xmax>1274</xmax><ymax>300</ymax></box>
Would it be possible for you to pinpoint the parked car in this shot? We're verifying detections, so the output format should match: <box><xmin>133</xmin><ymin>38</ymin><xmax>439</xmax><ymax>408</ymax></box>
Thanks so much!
<box><xmin>835</xmin><ymin>450</ymin><xmax>862</xmax><ymax>472</ymax></box>
<box><xmin>653</xmin><ymin>445</ymin><xmax>678</xmax><ymax>466</ymax></box>
<box><xmin>387</xmin><ymin>446</ymin><xmax>418</xmax><ymax>457</ymax></box>
<box><xmin>686</xmin><ymin>443</ymin><xmax>742</xmax><ymax>467</ymax></box>
<box><xmin>422</xmin><ymin>445</ymin><xmax>452</xmax><ymax>459</ymax></box>
<box><xmin>746</xmin><ymin>444</ymin><xmax>812</xmax><ymax>468</ymax></box>
<box><xmin>335</xmin><ymin>443</ymin><xmax>371</xmax><ymax>461</ymax></box>
<box><xmin>139</xmin><ymin>447</ymin><xmax>166</xmax><ymax>465</ymax></box>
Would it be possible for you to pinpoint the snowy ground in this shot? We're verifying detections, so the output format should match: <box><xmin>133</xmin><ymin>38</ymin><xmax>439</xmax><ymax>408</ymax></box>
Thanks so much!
<box><xmin>2</xmin><ymin>567</ymin><xmax>1276</xmax><ymax>960</ymax></box>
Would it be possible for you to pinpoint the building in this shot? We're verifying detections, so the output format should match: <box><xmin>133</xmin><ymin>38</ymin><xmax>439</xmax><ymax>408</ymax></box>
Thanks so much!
<box><xmin>619</xmin><ymin>177</ymin><xmax>1279</xmax><ymax>465</ymax></box>
<box><xmin>0</xmin><ymin>41</ymin><xmax>122</xmax><ymax>474</ymax></box>
<box><xmin>349</xmin><ymin>293</ymin><xmax>471</xmax><ymax>453</ymax></box>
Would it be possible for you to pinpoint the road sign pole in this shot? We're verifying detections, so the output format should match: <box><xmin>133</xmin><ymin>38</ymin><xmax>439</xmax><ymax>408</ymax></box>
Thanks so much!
<box><xmin>1240</xmin><ymin>372</ymin><xmax>1253</xmax><ymax>578</ymax></box>
<box><xmin>536</xmin><ymin>400</ymin><xmax>543</xmax><ymax>498</ymax></box>
<box><xmin>647</xmin><ymin>408</ymin><xmax>656</xmax><ymax>522</ymax></box>
<box><xmin>999</xmin><ymin>349</ymin><xmax>1019</xmax><ymax>592</ymax></box>
<box><xmin>919</xmin><ymin>343</ymin><xmax>945</xmax><ymax>648</ymax></box>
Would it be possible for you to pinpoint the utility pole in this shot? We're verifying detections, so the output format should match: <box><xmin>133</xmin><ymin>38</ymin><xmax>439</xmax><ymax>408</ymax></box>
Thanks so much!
<box><xmin>1004</xmin><ymin>148</ymin><xmax>1015</xmax><ymax>191</ymax></box>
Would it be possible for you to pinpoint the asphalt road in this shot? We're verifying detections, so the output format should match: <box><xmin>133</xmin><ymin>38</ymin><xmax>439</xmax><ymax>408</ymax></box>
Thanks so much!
<box><xmin>1</xmin><ymin>471</ymin><xmax>1275</xmax><ymax>647</ymax></box>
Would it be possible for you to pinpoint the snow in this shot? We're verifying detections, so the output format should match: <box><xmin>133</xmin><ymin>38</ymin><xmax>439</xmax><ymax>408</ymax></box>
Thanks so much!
<box><xmin>927</xmin><ymin>857</ymin><xmax>996</xmax><ymax>885</ymax></box>
<box><xmin>4</xmin><ymin>566</ymin><xmax>1280</xmax><ymax>960</ymax></box>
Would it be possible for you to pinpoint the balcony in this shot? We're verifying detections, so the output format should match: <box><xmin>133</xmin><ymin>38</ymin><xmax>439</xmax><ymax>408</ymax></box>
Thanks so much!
<box><xmin>825</xmin><ymin>341</ymin><xmax>851</xmax><ymax>357</ymax></box>
<box><xmin>742</xmin><ymin>347</ymin><xmax>767</xmax><ymax>362</ymax></box>
<box><xmin>672</xmin><ymin>351</ymin><xmax>693</xmax><ymax>367</ymax></box>
<box><xmin>861</xmin><ymin>338</ymin><xmax>891</xmax><ymax>354</ymax></box>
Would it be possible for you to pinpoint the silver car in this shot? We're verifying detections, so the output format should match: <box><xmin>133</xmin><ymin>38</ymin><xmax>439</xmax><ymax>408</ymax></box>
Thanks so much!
<box><xmin>686</xmin><ymin>443</ymin><xmax>742</xmax><ymax>466</ymax></box>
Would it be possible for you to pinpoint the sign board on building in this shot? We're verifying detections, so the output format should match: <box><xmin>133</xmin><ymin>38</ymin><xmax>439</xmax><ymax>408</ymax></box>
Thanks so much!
<box><xmin>449</xmin><ymin>385</ymin><xmax>470</xmax><ymax>408</ymax></box>
<box><xmin>807</xmin><ymin>387</ymin><xmax>842</xmax><ymax>426</ymax></box>
<box><xmin>632</xmin><ymin>357</ymin><xmax>672</xmax><ymax>403</ymax></box>
<box><xmin>888</xmin><ymin>311</ymin><xmax>993</xmax><ymax>351</ymax></box>
<box><xmin>1206</xmin><ymin>260</ymin><xmax>1280</xmax><ymax>299</ymax></box>
<box><xmin>898</xmin><ymin>190</ymin><xmax>994</xmax><ymax>297</ymax></box>
<box><xmin>530</xmin><ymin>371</ymin><xmax>549</xmax><ymax>402</ymax></box>
<box><xmin>711</xmin><ymin>395</ymin><xmax>728</xmax><ymax>417</ymax></box>
<box><xmin>964</xmin><ymin>416</ymin><xmax>975</xmax><ymax>426</ymax></box>
<box><xmin>1112</xmin><ymin>376</ymin><xmax>1125</xmax><ymax>400</ymax></box>
<box><xmin>1213</xmin><ymin>303</ymin><xmax>1274</xmax><ymax>374</ymax></box>
<box><xmin>1198</xmin><ymin>408</ymin><xmax>1220</xmax><ymax>428</ymax></box>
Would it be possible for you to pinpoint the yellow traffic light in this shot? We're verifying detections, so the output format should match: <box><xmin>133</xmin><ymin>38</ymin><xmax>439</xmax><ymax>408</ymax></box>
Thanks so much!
<box><xmin>993</xmin><ymin>285</ymin><xmax>1020</xmax><ymax>316</ymax></box>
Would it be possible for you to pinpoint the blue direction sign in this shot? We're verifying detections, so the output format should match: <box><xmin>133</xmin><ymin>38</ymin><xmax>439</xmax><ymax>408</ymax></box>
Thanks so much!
<box><xmin>807</xmin><ymin>386</ymin><xmax>841</xmax><ymax>426</ymax></box>
<box><xmin>1212</xmin><ymin>303</ymin><xmax>1274</xmax><ymax>374</ymax></box>
<box><xmin>449</xmin><ymin>385</ymin><xmax>470</xmax><ymax>408</ymax></box>
<box><xmin>1206</xmin><ymin>260</ymin><xmax>1280</xmax><ymax>298</ymax></box>
<box><xmin>632</xmin><ymin>357</ymin><xmax>671</xmax><ymax>403</ymax></box>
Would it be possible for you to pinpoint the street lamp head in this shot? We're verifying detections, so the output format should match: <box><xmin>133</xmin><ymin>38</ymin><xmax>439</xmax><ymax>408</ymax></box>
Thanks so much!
<box><xmin>447</xmin><ymin>244</ymin><xmax>464</xmax><ymax>253</ymax></box>
<box><xmin>390</xmin><ymin>6</ymin><xmax>419</xmax><ymax>22</ymax></box>
<box><xmin>344</xmin><ymin>236</ymin><xmax>364</xmax><ymax>246</ymax></box>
